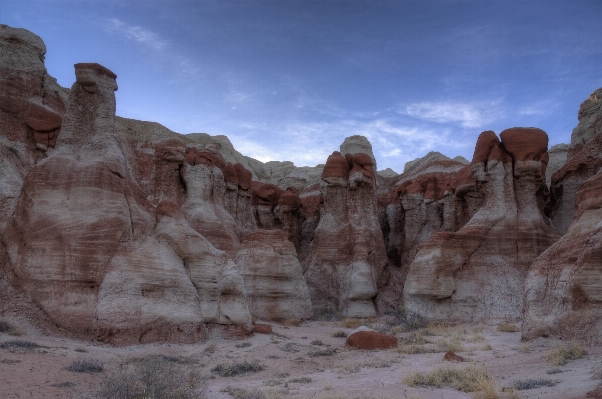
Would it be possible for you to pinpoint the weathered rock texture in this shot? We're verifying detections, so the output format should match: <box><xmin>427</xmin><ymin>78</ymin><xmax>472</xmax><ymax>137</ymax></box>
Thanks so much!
<box><xmin>403</xmin><ymin>128</ymin><xmax>559</xmax><ymax>323</ymax></box>
<box><xmin>523</xmin><ymin>169</ymin><xmax>602</xmax><ymax>343</ymax></box>
<box><xmin>522</xmin><ymin>89</ymin><xmax>602</xmax><ymax>344</ymax></box>
<box><xmin>2</xmin><ymin>59</ymin><xmax>252</xmax><ymax>344</ymax></box>
<box><xmin>235</xmin><ymin>229</ymin><xmax>312</xmax><ymax>320</ymax></box>
<box><xmin>304</xmin><ymin>151</ymin><xmax>387</xmax><ymax>317</ymax></box>
<box><xmin>549</xmin><ymin>89</ymin><xmax>602</xmax><ymax>235</ymax></box>
<box><xmin>1</xmin><ymin>25</ymin><xmax>601</xmax><ymax>345</ymax></box>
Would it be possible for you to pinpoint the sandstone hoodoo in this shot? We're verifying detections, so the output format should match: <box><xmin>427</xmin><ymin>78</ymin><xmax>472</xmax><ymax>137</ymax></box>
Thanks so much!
<box><xmin>235</xmin><ymin>229</ymin><xmax>312</xmax><ymax>320</ymax></box>
<box><xmin>0</xmin><ymin>24</ymin><xmax>601</xmax><ymax>355</ymax></box>
<box><xmin>403</xmin><ymin>128</ymin><xmax>559</xmax><ymax>323</ymax></box>
<box><xmin>304</xmin><ymin>150</ymin><xmax>387</xmax><ymax>318</ymax></box>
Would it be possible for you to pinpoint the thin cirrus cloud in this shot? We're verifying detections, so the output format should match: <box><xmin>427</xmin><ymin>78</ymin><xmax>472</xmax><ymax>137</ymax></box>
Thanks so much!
<box><xmin>107</xmin><ymin>18</ymin><xmax>168</xmax><ymax>51</ymax></box>
<box><xmin>224</xmin><ymin>117</ymin><xmax>468</xmax><ymax>172</ymax></box>
<box><xmin>403</xmin><ymin>101</ymin><xmax>501</xmax><ymax>129</ymax></box>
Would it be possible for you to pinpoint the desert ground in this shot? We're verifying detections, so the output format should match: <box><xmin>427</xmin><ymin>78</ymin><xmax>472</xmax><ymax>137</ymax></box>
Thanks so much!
<box><xmin>1</xmin><ymin>316</ymin><xmax>600</xmax><ymax>399</ymax></box>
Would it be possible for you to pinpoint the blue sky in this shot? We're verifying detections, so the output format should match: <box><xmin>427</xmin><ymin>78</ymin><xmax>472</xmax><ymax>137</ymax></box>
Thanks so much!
<box><xmin>2</xmin><ymin>0</ymin><xmax>601</xmax><ymax>172</ymax></box>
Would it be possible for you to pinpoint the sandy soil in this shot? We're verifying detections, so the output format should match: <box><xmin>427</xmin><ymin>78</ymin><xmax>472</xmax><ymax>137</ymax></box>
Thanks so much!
<box><xmin>0</xmin><ymin>318</ymin><xmax>600</xmax><ymax>399</ymax></box>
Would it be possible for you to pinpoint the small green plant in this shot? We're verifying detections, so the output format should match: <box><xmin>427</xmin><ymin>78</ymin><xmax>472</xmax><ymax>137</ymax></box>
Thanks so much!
<box><xmin>74</xmin><ymin>347</ymin><xmax>88</xmax><ymax>353</ymax></box>
<box><xmin>212</xmin><ymin>361</ymin><xmax>265</xmax><ymax>377</ymax></box>
<box><xmin>310</xmin><ymin>340</ymin><xmax>324</xmax><ymax>346</ymax></box>
<box><xmin>66</xmin><ymin>358</ymin><xmax>104</xmax><ymax>373</ymax></box>
<box><xmin>497</xmin><ymin>324</ymin><xmax>520</xmax><ymax>333</ymax></box>
<box><xmin>545</xmin><ymin>343</ymin><xmax>586</xmax><ymax>366</ymax></box>
<box><xmin>235</xmin><ymin>342</ymin><xmax>252</xmax><ymax>348</ymax></box>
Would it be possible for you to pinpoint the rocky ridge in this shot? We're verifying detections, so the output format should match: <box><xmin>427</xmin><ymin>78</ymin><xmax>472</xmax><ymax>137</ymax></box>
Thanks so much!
<box><xmin>0</xmin><ymin>25</ymin><xmax>599</xmax><ymax>345</ymax></box>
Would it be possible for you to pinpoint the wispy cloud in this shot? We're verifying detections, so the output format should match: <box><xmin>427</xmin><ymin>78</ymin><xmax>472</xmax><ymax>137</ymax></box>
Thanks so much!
<box><xmin>225</xmin><ymin>117</ymin><xmax>471</xmax><ymax>172</ymax></box>
<box><xmin>402</xmin><ymin>101</ymin><xmax>501</xmax><ymax>128</ymax></box>
<box><xmin>107</xmin><ymin>19</ymin><xmax>168</xmax><ymax>50</ymax></box>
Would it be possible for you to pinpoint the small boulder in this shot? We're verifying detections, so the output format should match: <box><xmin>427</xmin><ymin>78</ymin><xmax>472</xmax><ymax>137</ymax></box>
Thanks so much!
<box><xmin>253</xmin><ymin>324</ymin><xmax>272</xmax><ymax>334</ymax></box>
<box><xmin>345</xmin><ymin>326</ymin><xmax>397</xmax><ymax>350</ymax></box>
<box><xmin>443</xmin><ymin>350</ymin><xmax>465</xmax><ymax>362</ymax></box>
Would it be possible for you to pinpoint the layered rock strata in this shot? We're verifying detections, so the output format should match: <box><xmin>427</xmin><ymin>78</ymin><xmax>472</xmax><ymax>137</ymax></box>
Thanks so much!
<box><xmin>304</xmin><ymin>151</ymin><xmax>387</xmax><ymax>317</ymax></box>
<box><xmin>235</xmin><ymin>229</ymin><xmax>312</xmax><ymax>320</ymax></box>
<box><xmin>403</xmin><ymin>128</ymin><xmax>559</xmax><ymax>322</ymax></box>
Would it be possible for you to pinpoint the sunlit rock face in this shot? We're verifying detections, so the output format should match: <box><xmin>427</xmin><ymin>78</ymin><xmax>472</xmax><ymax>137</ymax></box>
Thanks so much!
<box><xmin>403</xmin><ymin>128</ymin><xmax>559</xmax><ymax>323</ymax></box>
<box><xmin>303</xmin><ymin>151</ymin><xmax>387</xmax><ymax>318</ymax></box>
<box><xmin>235</xmin><ymin>229</ymin><xmax>312</xmax><ymax>320</ymax></box>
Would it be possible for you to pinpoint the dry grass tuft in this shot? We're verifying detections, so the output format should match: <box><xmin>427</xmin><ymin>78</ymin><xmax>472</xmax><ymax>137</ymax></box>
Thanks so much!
<box><xmin>404</xmin><ymin>365</ymin><xmax>494</xmax><ymax>392</ymax></box>
<box><xmin>212</xmin><ymin>361</ymin><xmax>265</xmax><ymax>377</ymax></box>
<box><xmin>497</xmin><ymin>324</ymin><xmax>520</xmax><ymax>333</ymax></box>
<box><xmin>95</xmin><ymin>355</ymin><xmax>203</xmax><ymax>399</ymax></box>
<box><xmin>66</xmin><ymin>358</ymin><xmax>104</xmax><ymax>373</ymax></box>
<box><xmin>517</xmin><ymin>343</ymin><xmax>531</xmax><ymax>353</ymax></box>
<box><xmin>340</xmin><ymin>318</ymin><xmax>365</xmax><ymax>329</ymax></box>
<box><xmin>283</xmin><ymin>318</ymin><xmax>302</xmax><ymax>327</ymax></box>
<box><xmin>332</xmin><ymin>330</ymin><xmax>347</xmax><ymax>338</ymax></box>
<box><xmin>337</xmin><ymin>364</ymin><xmax>361</xmax><ymax>374</ymax></box>
<box><xmin>0</xmin><ymin>320</ymin><xmax>23</xmax><ymax>336</ymax></box>
<box><xmin>0</xmin><ymin>340</ymin><xmax>40</xmax><ymax>349</ymax></box>
<box><xmin>545</xmin><ymin>342</ymin><xmax>586</xmax><ymax>366</ymax></box>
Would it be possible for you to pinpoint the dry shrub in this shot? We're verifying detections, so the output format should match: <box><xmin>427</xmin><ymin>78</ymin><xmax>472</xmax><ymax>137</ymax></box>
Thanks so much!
<box><xmin>337</xmin><ymin>364</ymin><xmax>360</xmax><ymax>374</ymax></box>
<box><xmin>288</xmin><ymin>376</ymin><xmax>312</xmax><ymax>383</ymax></box>
<box><xmin>283</xmin><ymin>318</ymin><xmax>301</xmax><ymax>327</ymax></box>
<box><xmin>332</xmin><ymin>330</ymin><xmax>347</xmax><ymax>338</ymax></box>
<box><xmin>222</xmin><ymin>387</ymin><xmax>285</xmax><ymax>399</ymax></box>
<box><xmin>512</xmin><ymin>378</ymin><xmax>559</xmax><ymax>390</ymax></box>
<box><xmin>340</xmin><ymin>318</ymin><xmax>364</xmax><ymax>329</ymax></box>
<box><xmin>404</xmin><ymin>365</ymin><xmax>494</xmax><ymax>392</ymax></box>
<box><xmin>0</xmin><ymin>320</ymin><xmax>23</xmax><ymax>336</ymax></box>
<box><xmin>308</xmin><ymin>348</ymin><xmax>335</xmax><ymax>357</ymax></box>
<box><xmin>497</xmin><ymin>324</ymin><xmax>520</xmax><ymax>333</ymax></box>
<box><xmin>397</xmin><ymin>344</ymin><xmax>438</xmax><ymax>354</ymax></box>
<box><xmin>212</xmin><ymin>361</ymin><xmax>265</xmax><ymax>377</ymax></box>
<box><xmin>517</xmin><ymin>343</ymin><xmax>531</xmax><ymax>353</ymax></box>
<box><xmin>364</xmin><ymin>359</ymin><xmax>391</xmax><ymax>368</ymax></box>
<box><xmin>545</xmin><ymin>343</ymin><xmax>586</xmax><ymax>366</ymax></box>
<box><xmin>95</xmin><ymin>355</ymin><xmax>203</xmax><ymax>399</ymax></box>
<box><xmin>66</xmin><ymin>358</ymin><xmax>104</xmax><ymax>373</ymax></box>
<box><xmin>436</xmin><ymin>339</ymin><xmax>465</xmax><ymax>353</ymax></box>
<box><xmin>0</xmin><ymin>339</ymin><xmax>39</xmax><ymax>349</ymax></box>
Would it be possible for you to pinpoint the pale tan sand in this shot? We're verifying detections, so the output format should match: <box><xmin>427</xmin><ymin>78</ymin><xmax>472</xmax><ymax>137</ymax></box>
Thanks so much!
<box><xmin>0</xmin><ymin>319</ymin><xmax>600</xmax><ymax>399</ymax></box>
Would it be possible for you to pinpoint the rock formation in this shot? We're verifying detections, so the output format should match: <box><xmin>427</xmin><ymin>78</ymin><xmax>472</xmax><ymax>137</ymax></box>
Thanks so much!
<box><xmin>235</xmin><ymin>229</ymin><xmax>312</xmax><ymax>320</ymax></box>
<box><xmin>522</xmin><ymin>90</ymin><xmax>602</xmax><ymax>344</ymax></box>
<box><xmin>304</xmin><ymin>151</ymin><xmax>387</xmax><ymax>317</ymax></box>
<box><xmin>1</xmin><ymin>25</ymin><xmax>601</xmax><ymax>346</ymax></box>
<box><xmin>403</xmin><ymin>128</ymin><xmax>559</xmax><ymax>323</ymax></box>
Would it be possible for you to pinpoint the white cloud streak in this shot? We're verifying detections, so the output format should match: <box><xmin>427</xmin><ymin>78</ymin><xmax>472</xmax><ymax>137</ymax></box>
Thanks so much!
<box><xmin>226</xmin><ymin>118</ymin><xmax>471</xmax><ymax>172</ymax></box>
<box><xmin>403</xmin><ymin>101</ymin><xmax>501</xmax><ymax>128</ymax></box>
<box><xmin>107</xmin><ymin>18</ymin><xmax>168</xmax><ymax>50</ymax></box>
